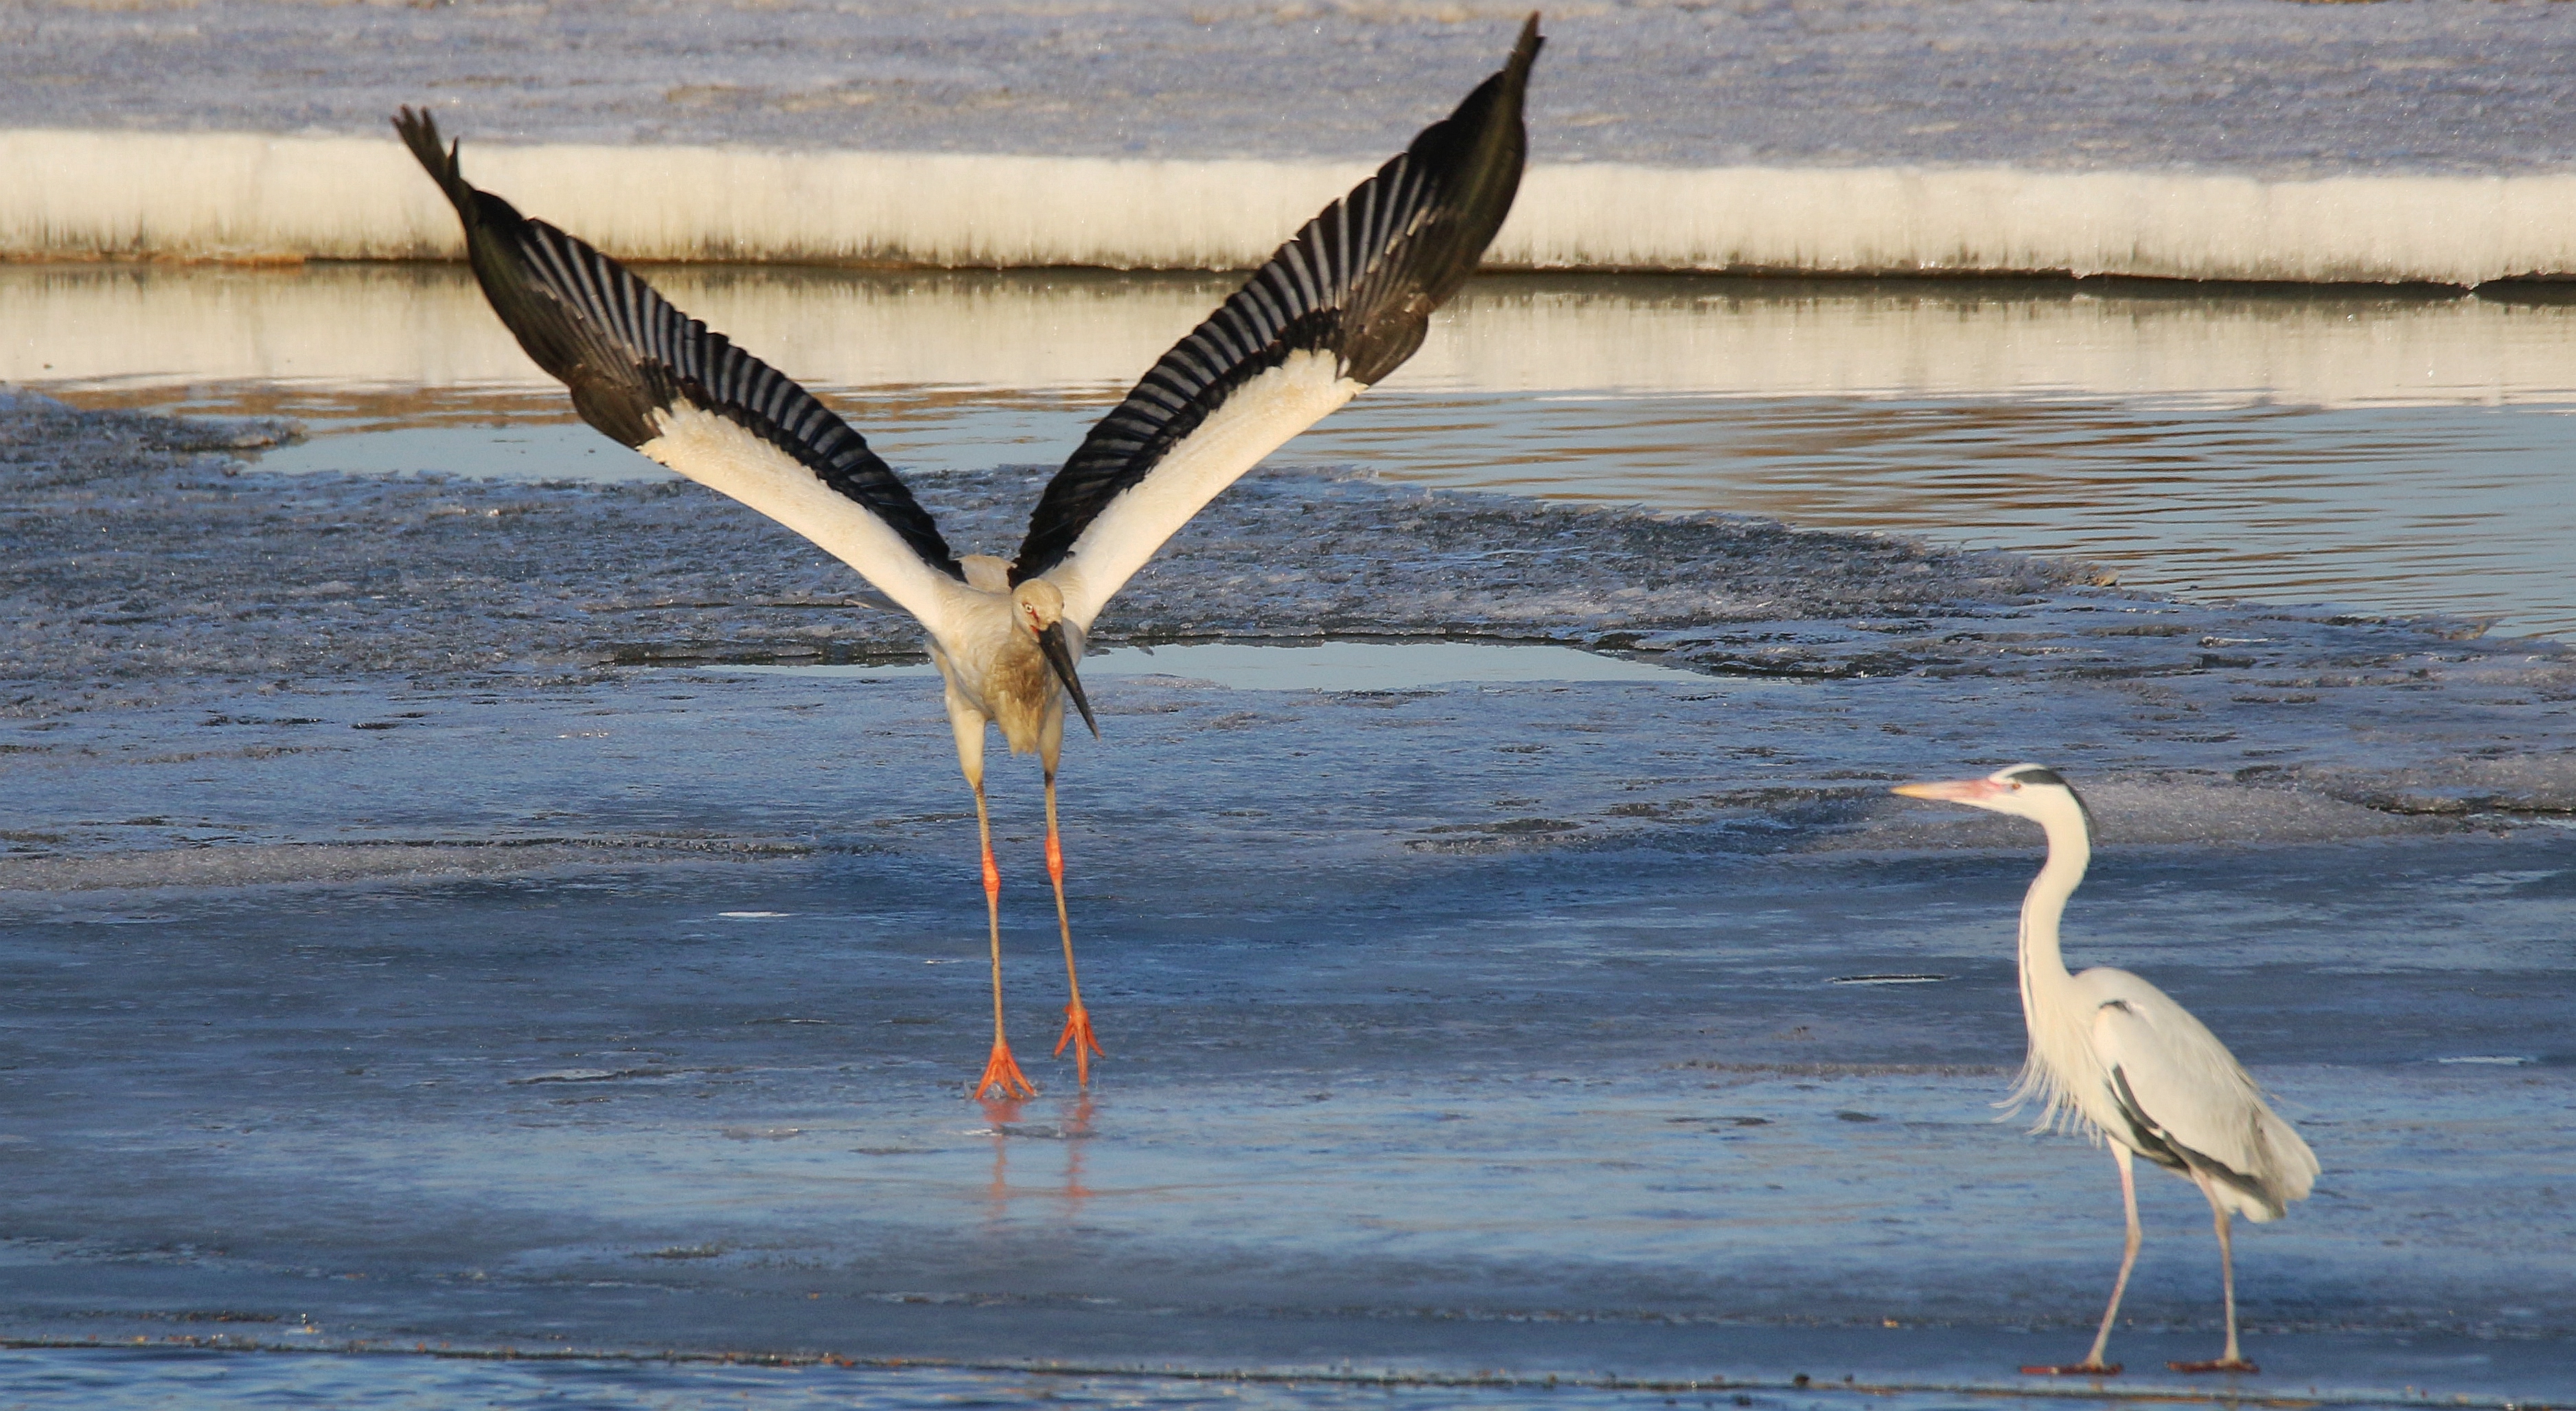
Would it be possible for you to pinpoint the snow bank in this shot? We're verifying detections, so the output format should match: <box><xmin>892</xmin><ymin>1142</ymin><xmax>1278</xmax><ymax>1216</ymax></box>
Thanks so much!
<box><xmin>10</xmin><ymin>128</ymin><xmax>2576</xmax><ymax>286</ymax></box>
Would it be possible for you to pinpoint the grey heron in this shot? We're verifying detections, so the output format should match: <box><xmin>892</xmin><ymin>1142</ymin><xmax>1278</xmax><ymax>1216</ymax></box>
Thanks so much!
<box><xmin>1894</xmin><ymin>764</ymin><xmax>2319</xmax><ymax>1376</ymax></box>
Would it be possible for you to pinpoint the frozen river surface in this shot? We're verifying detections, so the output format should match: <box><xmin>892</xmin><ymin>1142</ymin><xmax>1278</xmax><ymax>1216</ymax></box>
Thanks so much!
<box><xmin>10</xmin><ymin>0</ymin><xmax>2576</xmax><ymax>174</ymax></box>
<box><xmin>0</xmin><ymin>387</ymin><xmax>2572</xmax><ymax>1407</ymax></box>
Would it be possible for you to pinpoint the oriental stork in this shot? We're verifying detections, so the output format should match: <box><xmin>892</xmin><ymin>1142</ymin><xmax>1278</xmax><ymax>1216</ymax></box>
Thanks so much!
<box><xmin>397</xmin><ymin>16</ymin><xmax>1542</xmax><ymax>1101</ymax></box>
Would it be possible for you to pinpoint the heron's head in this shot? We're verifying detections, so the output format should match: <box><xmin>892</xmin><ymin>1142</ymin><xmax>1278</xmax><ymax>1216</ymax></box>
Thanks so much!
<box><xmin>1892</xmin><ymin>763</ymin><xmax>2095</xmax><ymax>840</ymax></box>
<box><xmin>1011</xmin><ymin>577</ymin><xmax>1098</xmax><ymax>739</ymax></box>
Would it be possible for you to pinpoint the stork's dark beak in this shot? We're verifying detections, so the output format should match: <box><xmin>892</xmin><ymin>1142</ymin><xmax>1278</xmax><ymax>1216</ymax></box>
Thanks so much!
<box><xmin>1037</xmin><ymin>621</ymin><xmax>1099</xmax><ymax>738</ymax></box>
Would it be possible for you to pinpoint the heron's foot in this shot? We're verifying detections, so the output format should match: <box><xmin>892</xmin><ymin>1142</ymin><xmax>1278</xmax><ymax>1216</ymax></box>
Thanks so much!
<box><xmin>973</xmin><ymin>1041</ymin><xmax>1037</xmax><ymax>1102</ymax></box>
<box><xmin>2021</xmin><ymin>1364</ymin><xmax>2121</xmax><ymax>1377</ymax></box>
<box><xmin>1054</xmin><ymin>1002</ymin><xmax>1105</xmax><ymax>1086</ymax></box>
<box><xmin>2167</xmin><ymin>1359</ymin><xmax>2258</xmax><ymax>1375</ymax></box>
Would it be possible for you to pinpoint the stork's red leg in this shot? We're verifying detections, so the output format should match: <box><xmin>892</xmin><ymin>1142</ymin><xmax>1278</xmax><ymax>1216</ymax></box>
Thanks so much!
<box><xmin>1044</xmin><ymin>770</ymin><xmax>1104</xmax><ymax>1085</ymax></box>
<box><xmin>969</xmin><ymin>779</ymin><xmax>1035</xmax><ymax>1102</ymax></box>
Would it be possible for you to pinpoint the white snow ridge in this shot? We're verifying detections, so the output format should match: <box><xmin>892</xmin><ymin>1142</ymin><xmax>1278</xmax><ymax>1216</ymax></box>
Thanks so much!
<box><xmin>8</xmin><ymin>130</ymin><xmax>2576</xmax><ymax>286</ymax></box>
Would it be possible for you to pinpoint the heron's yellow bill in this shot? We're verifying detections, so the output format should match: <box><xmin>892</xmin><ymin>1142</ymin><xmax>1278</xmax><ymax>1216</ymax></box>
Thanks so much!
<box><xmin>1891</xmin><ymin>778</ymin><xmax>2004</xmax><ymax>803</ymax></box>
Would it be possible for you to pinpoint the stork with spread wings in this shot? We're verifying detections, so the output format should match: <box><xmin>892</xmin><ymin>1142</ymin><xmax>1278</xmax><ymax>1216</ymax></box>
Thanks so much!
<box><xmin>395</xmin><ymin>16</ymin><xmax>1542</xmax><ymax>1101</ymax></box>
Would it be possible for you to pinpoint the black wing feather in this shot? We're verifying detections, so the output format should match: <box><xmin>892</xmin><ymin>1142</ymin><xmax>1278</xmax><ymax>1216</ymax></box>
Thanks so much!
<box><xmin>392</xmin><ymin>108</ymin><xmax>960</xmax><ymax>579</ymax></box>
<box><xmin>1011</xmin><ymin>15</ymin><xmax>1541</xmax><ymax>584</ymax></box>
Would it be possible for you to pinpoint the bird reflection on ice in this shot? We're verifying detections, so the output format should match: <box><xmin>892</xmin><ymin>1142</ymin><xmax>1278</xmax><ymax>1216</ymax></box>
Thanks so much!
<box><xmin>972</xmin><ymin>1094</ymin><xmax>1099</xmax><ymax>1219</ymax></box>
<box><xmin>734</xmin><ymin>641</ymin><xmax>1690</xmax><ymax>694</ymax></box>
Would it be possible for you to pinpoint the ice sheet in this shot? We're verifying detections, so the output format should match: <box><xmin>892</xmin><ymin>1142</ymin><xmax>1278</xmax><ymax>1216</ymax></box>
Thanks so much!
<box><xmin>0</xmin><ymin>671</ymin><xmax>2568</xmax><ymax>1403</ymax></box>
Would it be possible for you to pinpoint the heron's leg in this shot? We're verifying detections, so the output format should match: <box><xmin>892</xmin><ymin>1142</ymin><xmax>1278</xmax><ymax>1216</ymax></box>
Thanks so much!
<box><xmin>1044</xmin><ymin>766</ymin><xmax>1104</xmax><ymax>1085</ymax></box>
<box><xmin>2025</xmin><ymin>1144</ymin><xmax>2134</xmax><ymax>1377</ymax></box>
<box><xmin>958</xmin><ymin>726</ymin><xmax>1033</xmax><ymax>1103</ymax></box>
<box><xmin>2168</xmin><ymin>1177</ymin><xmax>2257</xmax><ymax>1374</ymax></box>
<box><xmin>2216</xmin><ymin>1201</ymin><xmax>2244</xmax><ymax>1365</ymax></box>
<box><xmin>2087</xmin><ymin>1147</ymin><xmax>2146</xmax><ymax>1366</ymax></box>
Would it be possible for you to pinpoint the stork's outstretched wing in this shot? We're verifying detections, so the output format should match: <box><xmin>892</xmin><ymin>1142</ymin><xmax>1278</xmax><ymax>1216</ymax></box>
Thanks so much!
<box><xmin>394</xmin><ymin>109</ymin><xmax>968</xmax><ymax>626</ymax></box>
<box><xmin>1011</xmin><ymin>15</ymin><xmax>1542</xmax><ymax>630</ymax></box>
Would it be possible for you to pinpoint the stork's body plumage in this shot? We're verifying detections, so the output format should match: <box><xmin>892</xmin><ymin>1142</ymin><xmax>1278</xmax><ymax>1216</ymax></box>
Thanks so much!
<box><xmin>398</xmin><ymin>18</ymin><xmax>1543</xmax><ymax>1099</ymax></box>
<box><xmin>1894</xmin><ymin>765</ymin><xmax>2319</xmax><ymax>1377</ymax></box>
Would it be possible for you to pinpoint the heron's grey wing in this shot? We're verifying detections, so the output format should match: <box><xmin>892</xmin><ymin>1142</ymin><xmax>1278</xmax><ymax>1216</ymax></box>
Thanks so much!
<box><xmin>2087</xmin><ymin>972</ymin><xmax>2319</xmax><ymax>1219</ymax></box>
<box><xmin>394</xmin><ymin>108</ymin><xmax>968</xmax><ymax>625</ymax></box>
<box><xmin>1009</xmin><ymin>15</ymin><xmax>1541</xmax><ymax>630</ymax></box>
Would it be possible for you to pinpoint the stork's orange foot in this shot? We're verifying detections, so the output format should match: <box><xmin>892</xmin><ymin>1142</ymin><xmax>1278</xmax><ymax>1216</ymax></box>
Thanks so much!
<box><xmin>2167</xmin><ymin>1360</ymin><xmax>2258</xmax><ymax>1375</ymax></box>
<box><xmin>973</xmin><ymin>1041</ymin><xmax>1037</xmax><ymax>1101</ymax></box>
<box><xmin>2021</xmin><ymin>1364</ymin><xmax>2121</xmax><ymax>1377</ymax></box>
<box><xmin>1054</xmin><ymin>1002</ymin><xmax>1105</xmax><ymax>1086</ymax></box>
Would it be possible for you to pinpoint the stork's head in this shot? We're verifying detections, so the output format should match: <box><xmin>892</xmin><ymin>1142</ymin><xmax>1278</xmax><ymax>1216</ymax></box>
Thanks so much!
<box><xmin>1011</xmin><ymin>577</ymin><xmax>1065</xmax><ymax>634</ymax></box>
<box><xmin>1012</xmin><ymin>577</ymin><xmax>1099</xmax><ymax>739</ymax></box>
<box><xmin>1893</xmin><ymin>763</ymin><xmax>2095</xmax><ymax>840</ymax></box>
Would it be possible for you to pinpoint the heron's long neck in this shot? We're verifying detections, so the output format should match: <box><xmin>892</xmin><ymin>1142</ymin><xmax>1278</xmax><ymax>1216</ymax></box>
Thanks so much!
<box><xmin>2016</xmin><ymin>814</ymin><xmax>2091</xmax><ymax>1020</ymax></box>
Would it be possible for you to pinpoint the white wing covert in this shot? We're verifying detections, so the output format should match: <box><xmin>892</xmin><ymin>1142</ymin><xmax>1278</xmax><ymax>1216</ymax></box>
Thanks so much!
<box><xmin>1011</xmin><ymin>16</ymin><xmax>1543</xmax><ymax>630</ymax></box>
<box><xmin>2087</xmin><ymin>971</ymin><xmax>2319</xmax><ymax>1219</ymax></box>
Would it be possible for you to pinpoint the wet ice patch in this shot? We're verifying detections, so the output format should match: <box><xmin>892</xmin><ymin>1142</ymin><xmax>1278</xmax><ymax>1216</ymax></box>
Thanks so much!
<box><xmin>2266</xmin><ymin>755</ymin><xmax>2576</xmax><ymax>817</ymax></box>
<box><xmin>507</xmin><ymin>1068</ymin><xmax>674</xmax><ymax>1086</ymax></box>
<box><xmin>0</xmin><ymin>843</ymin><xmax>608</xmax><ymax>892</ymax></box>
<box><xmin>0</xmin><ymin>840</ymin><xmax>788</xmax><ymax>893</ymax></box>
<box><xmin>1096</xmin><ymin>641</ymin><xmax>1688</xmax><ymax>690</ymax></box>
<box><xmin>257</xmin><ymin>422</ymin><xmax>639</xmax><ymax>483</ymax></box>
<box><xmin>727</xmin><ymin>640</ymin><xmax>1689</xmax><ymax>692</ymax></box>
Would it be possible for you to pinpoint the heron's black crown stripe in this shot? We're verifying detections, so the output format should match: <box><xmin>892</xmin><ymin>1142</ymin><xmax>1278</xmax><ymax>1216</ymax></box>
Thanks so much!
<box><xmin>2006</xmin><ymin>764</ymin><xmax>2097</xmax><ymax>840</ymax></box>
<box><xmin>1009</xmin><ymin>15</ymin><xmax>1542</xmax><ymax>585</ymax></box>
<box><xmin>392</xmin><ymin>108</ymin><xmax>961</xmax><ymax>581</ymax></box>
